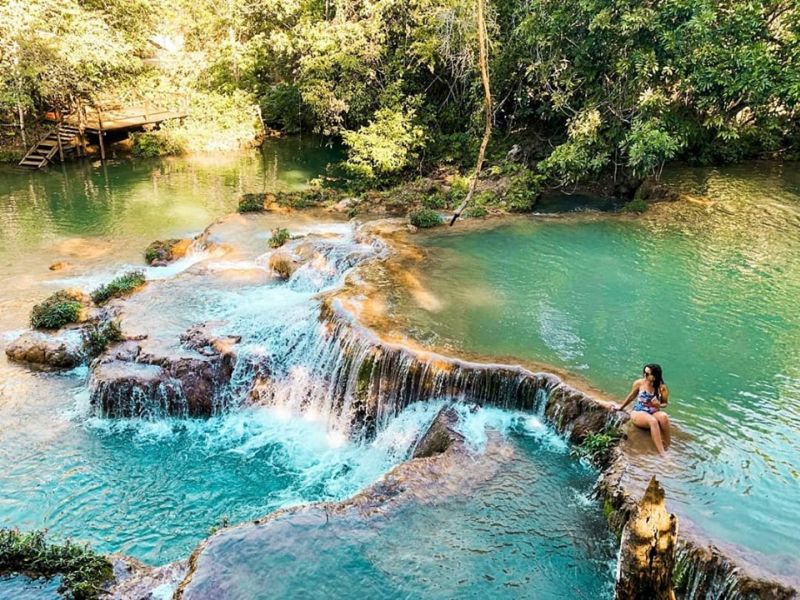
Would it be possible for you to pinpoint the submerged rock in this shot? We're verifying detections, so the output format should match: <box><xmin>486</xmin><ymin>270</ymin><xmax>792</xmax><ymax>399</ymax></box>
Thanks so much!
<box><xmin>615</xmin><ymin>476</ymin><xmax>677</xmax><ymax>600</ymax></box>
<box><xmin>89</xmin><ymin>323</ymin><xmax>242</xmax><ymax>418</ymax></box>
<box><xmin>48</xmin><ymin>261</ymin><xmax>72</xmax><ymax>271</ymax></box>
<box><xmin>5</xmin><ymin>328</ymin><xmax>85</xmax><ymax>368</ymax></box>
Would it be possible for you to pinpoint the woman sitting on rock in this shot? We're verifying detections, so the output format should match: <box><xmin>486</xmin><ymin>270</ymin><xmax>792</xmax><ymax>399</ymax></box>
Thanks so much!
<box><xmin>614</xmin><ymin>364</ymin><xmax>670</xmax><ymax>454</ymax></box>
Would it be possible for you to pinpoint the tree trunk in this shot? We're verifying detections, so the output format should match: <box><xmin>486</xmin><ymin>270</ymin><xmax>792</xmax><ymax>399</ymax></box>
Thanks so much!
<box><xmin>450</xmin><ymin>0</ymin><xmax>493</xmax><ymax>226</ymax></box>
<box><xmin>615</xmin><ymin>477</ymin><xmax>678</xmax><ymax>600</ymax></box>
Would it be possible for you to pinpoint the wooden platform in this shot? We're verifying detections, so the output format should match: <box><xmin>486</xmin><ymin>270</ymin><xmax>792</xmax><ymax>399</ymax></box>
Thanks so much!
<box><xmin>62</xmin><ymin>106</ymin><xmax>186</xmax><ymax>132</ymax></box>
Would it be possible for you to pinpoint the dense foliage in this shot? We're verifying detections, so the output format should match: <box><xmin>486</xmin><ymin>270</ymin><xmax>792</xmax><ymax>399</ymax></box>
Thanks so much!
<box><xmin>0</xmin><ymin>528</ymin><xmax>113</xmax><ymax>599</ymax></box>
<box><xmin>2</xmin><ymin>0</ymin><xmax>798</xmax><ymax>192</ymax></box>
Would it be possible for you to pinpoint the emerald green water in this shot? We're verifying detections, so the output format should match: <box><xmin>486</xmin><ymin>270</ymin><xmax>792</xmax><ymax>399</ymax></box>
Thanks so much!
<box><xmin>396</xmin><ymin>163</ymin><xmax>800</xmax><ymax>579</ymax></box>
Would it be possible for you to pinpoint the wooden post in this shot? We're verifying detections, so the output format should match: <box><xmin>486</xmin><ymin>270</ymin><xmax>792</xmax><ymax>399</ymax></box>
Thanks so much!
<box><xmin>96</xmin><ymin>107</ymin><xmax>106</xmax><ymax>161</ymax></box>
<box><xmin>56</xmin><ymin>108</ymin><xmax>65</xmax><ymax>162</ymax></box>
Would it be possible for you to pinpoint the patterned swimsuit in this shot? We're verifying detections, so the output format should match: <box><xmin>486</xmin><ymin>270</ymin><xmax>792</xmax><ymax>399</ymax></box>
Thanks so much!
<box><xmin>633</xmin><ymin>389</ymin><xmax>659</xmax><ymax>414</ymax></box>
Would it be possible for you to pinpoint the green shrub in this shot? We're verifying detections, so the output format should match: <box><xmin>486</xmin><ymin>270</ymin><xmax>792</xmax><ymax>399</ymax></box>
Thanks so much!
<box><xmin>83</xmin><ymin>321</ymin><xmax>124</xmax><ymax>358</ymax></box>
<box><xmin>130</xmin><ymin>131</ymin><xmax>184</xmax><ymax>158</ymax></box>
<box><xmin>621</xmin><ymin>197</ymin><xmax>649</xmax><ymax>213</ymax></box>
<box><xmin>463</xmin><ymin>206</ymin><xmax>488</xmax><ymax>218</ymax></box>
<box><xmin>409</xmin><ymin>208</ymin><xmax>442</xmax><ymax>229</ymax></box>
<box><xmin>574</xmin><ymin>427</ymin><xmax>622</xmax><ymax>466</ymax></box>
<box><xmin>91</xmin><ymin>271</ymin><xmax>146</xmax><ymax>305</ymax></box>
<box><xmin>505</xmin><ymin>171</ymin><xmax>544</xmax><ymax>213</ymax></box>
<box><xmin>268</xmin><ymin>227</ymin><xmax>290</xmax><ymax>248</ymax></box>
<box><xmin>30</xmin><ymin>291</ymin><xmax>84</xmax><ymax>329</ymax></box>
<box><xmin>238</xmin><ymin>193</ymin><xmax>267</xmax><ymax>213</ymax></box>
<box><xmin>421</xmin><ymin>192</ymin><xmax>448</xmax><ymax>209</ymax></box>
<box><xmin>0</xmin><ymin>528</ymin><xmax>113</xmax><ymax>599</ymax></box>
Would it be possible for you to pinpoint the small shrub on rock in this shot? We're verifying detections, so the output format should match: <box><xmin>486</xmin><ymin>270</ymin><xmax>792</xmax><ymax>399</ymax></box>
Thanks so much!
<box><xmin>574</xmin><ymin>427</ymin><xmax>622</xmax><ymax>466</ymax></box>
<box><xmin>0</xmin><ymin>528</ymin><xmax>113</xmax><ymax>599</ymax></box>
<box><xmin>91</xmin><ymin>271</ymin><xmax>146</xmax><ymax>305</ymax></box>
<box><xmin>409</xmin><ymin>208</ymin><xmax>442</xmax><ymax>229</ymax></box>
<box><xmin>145</xmin><ymin>239</ymin><xmax>182</xmax><ymax>265</ymax></box>
<box><xmin>463</xmin><ymin>206</ymin><xmax>488</xmax><ymax>218</ymax></box>
<box><xmin>622</xmin><ymin>197</ymin><xmax>649</xmax><ymax>213</ymax></box>
<box><xmin>238</xmin><ymin>193</ymin><xmax>267</xmax><ymax>213</ymax></box>
<box><xmin>30</xmin><ymin>291</ymin><xmax>84</xmax><ymax>329</ymax></box>
<box><xmin>83</xmin><ymin>320</ymin><xmax>124</xmax><ymax>358</ymax></box>
<box><xmin>268</xmin><ymin>228</ymin><xmax>290</xmax><ymax>248</ymax></box>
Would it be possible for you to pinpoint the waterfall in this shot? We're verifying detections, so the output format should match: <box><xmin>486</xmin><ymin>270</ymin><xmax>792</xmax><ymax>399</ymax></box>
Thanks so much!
<box><xmin>88</xmin><ymin>222</ymin><xmax>619</xmax><ymax>447</ymax></box>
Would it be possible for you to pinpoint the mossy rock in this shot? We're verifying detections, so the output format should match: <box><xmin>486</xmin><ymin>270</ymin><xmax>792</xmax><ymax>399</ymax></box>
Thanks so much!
<box><xmin>621</xmin><ymin>197</ymin><xmax>649</xmax><ymax>213</ymax></box>
<box><xmin>91</xmin><ymin>271</ymin><xmax>146</xmax><ymax>305</ymax></box>
<box><xmin>0</xmin><ymin>528</ymin><xmax>113</xmax><ymax>599</ymax></box>
<box><xmin>144</xmin><ymin>238</ymin><xmax>191</xmax><ymax>265</ymax></box>
<box><xmin>30</xmin><ymin>290</ymin><xmax>90</xmax><ymax>330</ymax></box>
<box><xmin>238</xmin><ymin>193</ymin><xmax>268</xmax><ymax>213</ymax></box>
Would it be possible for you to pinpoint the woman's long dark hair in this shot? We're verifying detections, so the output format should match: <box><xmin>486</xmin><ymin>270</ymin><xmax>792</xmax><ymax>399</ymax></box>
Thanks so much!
<box><xmin>644</xmin><ymin>363</ymin><xmax>665</xmax><ymax>399</ymax></box>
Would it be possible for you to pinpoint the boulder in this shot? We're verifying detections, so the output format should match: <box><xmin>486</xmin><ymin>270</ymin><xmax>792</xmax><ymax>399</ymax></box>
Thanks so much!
<box><xmin>5</xmin><ymin>329</ymin><xmax>85</xmax><ymax>368</ymax></box>
<box><xmin>412</xmin><ymin>406</ymin><xmax>465</xmax><ymax>458</ymax></box>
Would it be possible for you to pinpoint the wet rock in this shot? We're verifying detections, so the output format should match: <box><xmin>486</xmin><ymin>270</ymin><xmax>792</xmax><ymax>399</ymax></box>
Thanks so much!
<box><xmin>615</xmin><ymin>476</ymin><xmax>677</xmax><ymax>600</ymax></box>
<box><xmin>5</xmin><ymin>329</ymin><xmax>85</xmax><ymax>368</ymax></box>
<box><xmin>412</xmin><ymin>406</ymin><xmax>465</xmax><ymax>458</ymax></box>
<box><xmin>268</xmin><ymin>251</ymin><xmax>299</xmax><ymax>279</ymax></box>
<box><xmin>330</xmin><ymin>197</ymin><xmax>360</xmax><ymax>213</ymax></box>
<box><xmin>89</xmin><ymin>324</ymin><xmax>241</xmax><ymax>417</ymax></box>
<box><xmin>107</xmin><ymin>555</ymin><xmax>187</xmax><ymax>599</ymax></box>
<box><xmin>144</xmin><ymin>238</ymin><xmax>193</xmax><ymax>266</ymax></box>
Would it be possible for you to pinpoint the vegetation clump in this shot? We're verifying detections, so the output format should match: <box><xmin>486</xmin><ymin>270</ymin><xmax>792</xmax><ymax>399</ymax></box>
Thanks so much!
<box><xmin>574</xmin><ymin>427</ymin><xmax>623</xmax><ymax>466</ymax></box>
<box><xmin>90</xmin><ymin>271</ymin><xmax>146</xmax><ymax>305</ymax></box>
<box><xmin>144</xmin><ymin>239</ymin><xmax>182</xmax><ymax>265</ymax></box>
<box><xmin>238</xmin><ymin>193</ymin><xmax>267</xmax><ymax>213</ymax></box>
<box><xmin>130</xmin><ymin>132</ymin><xmax>184</xmax><ymax>158</ymax></box>
<box><xmin>409</xmin><ymin>208</ymin><xmax>443</xmax><ymax>229</ymax></box>
<box><xmin>268</xmin><ymin>227</ymin><xmax>290</xmax><ymax>248</ymax></box>
<box><xmin>82</xmin><ymin>320</ymin><xmax>124</xmax><ymax>358</ymax></box>
<box><xmin>30</xmin><ymin>291</ymin><xmax>85</xmax><ymax>330</ymax></box>
<box><xmin>622</xmin><ymin>198</ymin><xmax>649</xmax><ymax>214</ymax></box>
<box><xmin>0</xmin><ymin>528</ymin><xmax>113</xmax><ymax>599</ymax></box>
<box><xmin>462</xmin><ymin>206</ymin><xmax>488</xmax><ymax>218</ymax></box>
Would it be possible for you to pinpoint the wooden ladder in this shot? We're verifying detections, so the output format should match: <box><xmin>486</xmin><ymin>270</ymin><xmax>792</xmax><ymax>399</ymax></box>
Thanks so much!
<box><xmin>18</xmin><ymin>124</ymin><xmax>82</xmax><ymax>170</ymax></box>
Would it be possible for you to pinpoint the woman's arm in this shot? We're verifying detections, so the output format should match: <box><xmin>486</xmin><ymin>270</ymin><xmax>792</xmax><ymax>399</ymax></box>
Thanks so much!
<box><xmin>616</xmin><ymin>380</ymin><xmax>641</xmax><ymax>410</ymax></box>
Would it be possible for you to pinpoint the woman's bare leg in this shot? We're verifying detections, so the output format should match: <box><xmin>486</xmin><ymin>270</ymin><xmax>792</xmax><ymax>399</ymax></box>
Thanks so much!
<box><xmin>654</xmin><ymin>412</ymin><xmax>671</xmax><ymax>447</ymax></box>
<box><xmin>631</xmin><ymin>411</ymin><xmax>666</xmax><ymax>454</ymax></box>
